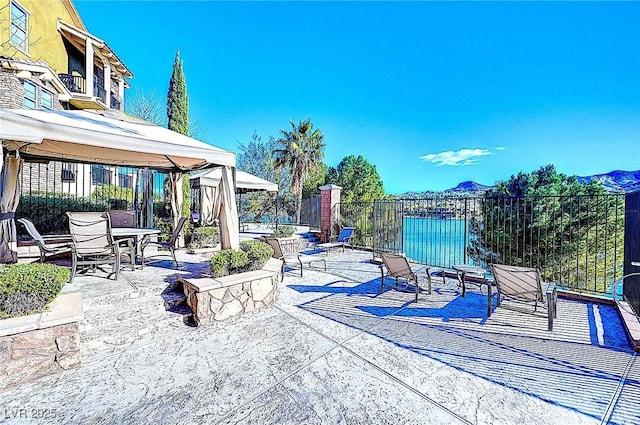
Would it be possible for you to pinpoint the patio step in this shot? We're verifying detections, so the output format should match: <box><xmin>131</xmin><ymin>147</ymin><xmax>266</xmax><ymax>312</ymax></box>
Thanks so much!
<box><xmin>300</xmin><ymin>232</ymin><xmax>320</xmax><ymax>243</ymax></box>
<box><xmin>298</xmin><ymin>232</ymin><xmax>320</xmax><ymax>250</ymax></box>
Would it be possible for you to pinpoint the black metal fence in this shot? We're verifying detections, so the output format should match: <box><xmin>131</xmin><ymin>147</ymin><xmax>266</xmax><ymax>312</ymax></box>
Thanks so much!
<box><xmin>339</xmin><ymin>194</ymin><xmax>626</xmax><ymax>295</ymax></box>
<box><xmin>233</xmin><ymin>194</ymin><xmax>321</xmax><ymax>228</ymax></box>
<box><xmin>17</xmin><ymin>160</ymin><xmax>167</xmax><ymax>236</ymax></box>
<box><xmin>300</xmin><ymin>194</ymin><xmax>321</xmax><ymax>229</ymax></box>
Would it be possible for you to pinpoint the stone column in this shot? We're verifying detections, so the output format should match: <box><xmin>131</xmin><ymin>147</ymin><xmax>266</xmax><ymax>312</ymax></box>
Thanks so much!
<box><xmin>85</xmin><ymin>41</ymin><xmax>94</xmax><ymax>97</ymax></box>
<box><xmin>319</xmin><ymin>184</ymin><xmax>341</xmax><ymax>243</ymax></box>
<box><xmin>103</xmin><ymin>61</ymin><xmax>111</xmax><ymax>108</ymax></box>
<box><xmin>118</xmin><ymin>79</ymin><xmax>125</xmax><ymax>110</ymax></box>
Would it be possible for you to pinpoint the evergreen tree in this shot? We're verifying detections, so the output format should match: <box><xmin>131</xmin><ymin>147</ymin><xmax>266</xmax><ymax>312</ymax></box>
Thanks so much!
<box><xmin>468</xmin><ymin>165</ymin><xmax>621</xmax><ymax>290</ymax></box>
<box><xmin>325</xmin><ymin>155</ymin><xmax>386</xmax><ymax>203</ymax></box>
<box><xmin>167</xmin><ymin>50</ymin><xmax>189</xmax><ymax>136</ymax></box>
<box><xmin>166</xmin><ymin>50</ymin><xmax>190</xmax><ymax>219</ymax></box>
<box><xmin>237</xmin><ymin>132</ymin><xmax>294</xmax><ymax>223</ymax></box>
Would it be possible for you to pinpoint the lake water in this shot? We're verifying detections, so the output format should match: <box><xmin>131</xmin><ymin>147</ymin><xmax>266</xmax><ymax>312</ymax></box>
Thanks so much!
<box><xmin>402</xmin><ymin>217</ymin><xmax>475</xmax><ymax>267</ymax></box>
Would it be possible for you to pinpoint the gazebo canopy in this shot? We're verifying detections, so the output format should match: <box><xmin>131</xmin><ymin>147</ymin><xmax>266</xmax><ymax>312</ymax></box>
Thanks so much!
<box><xmin>0</xmin><ymin>108</ymin><xmax>240</xmax><ymax>262</ymax></box>
<box><xmin>0</xmin><ymin>109</ymin><xmax>235</xmax><ymax>172</ymax></box>
<box><xmin>190</xmin><ymin>168</ymin><xmax>278</xmax><ymax>193</ymax></box>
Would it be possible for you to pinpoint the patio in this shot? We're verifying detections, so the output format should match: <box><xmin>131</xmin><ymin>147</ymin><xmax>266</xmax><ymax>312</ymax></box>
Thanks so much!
<box><xmin>1</xmin><ymin>248</ymin><xmax>638</xmax><ymax>424</ymax></box>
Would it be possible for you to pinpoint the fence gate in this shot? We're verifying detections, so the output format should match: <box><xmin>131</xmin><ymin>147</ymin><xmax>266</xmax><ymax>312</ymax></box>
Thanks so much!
<box><xmin>300</xmin><ymin>194</ymin><xmax>321</xmax><ymax>229</ymax></box>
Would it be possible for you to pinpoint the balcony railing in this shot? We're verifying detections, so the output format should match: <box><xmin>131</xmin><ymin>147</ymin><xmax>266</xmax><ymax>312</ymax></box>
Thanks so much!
<box><xmin>58</xmin><ymin>73</ymin><xmax>85</xmax><ymax>94</ymax></box>
<box><xmin>58</xmin><ymin>73</ymin><xmax>107</xmax><ymax>105</ymax></box>
<box><xmin>110</xmin><ymin>94</ymin><xmax>121</xmax><ymax>110</ymax></box>
<box><xmin>94</xmin><ymin>83</ymin><xmax>106</xmax><ymax>104</ymax></box>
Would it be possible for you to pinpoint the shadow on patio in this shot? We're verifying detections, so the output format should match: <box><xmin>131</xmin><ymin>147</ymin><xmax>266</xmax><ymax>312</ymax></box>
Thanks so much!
<box><xmin>288</xmin><ymin>268</ymin><xmax>640</xmax><ymax>425</ymax></box>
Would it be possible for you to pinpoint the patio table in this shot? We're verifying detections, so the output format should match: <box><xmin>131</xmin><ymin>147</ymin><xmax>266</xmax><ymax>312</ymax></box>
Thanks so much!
<box><xmin>452</xmin><ymin>264</ymin><xmax>494</xmax><ymax>316</ymax></box>
<box><xmin>112</xmin><ymin>227</ymin><xmax>161</xmax><ymax>266</ymax></box>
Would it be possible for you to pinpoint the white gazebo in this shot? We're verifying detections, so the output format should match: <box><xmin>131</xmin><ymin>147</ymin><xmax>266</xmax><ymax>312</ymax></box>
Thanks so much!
<box><xmin>0</xmin><ymin>108</ymin><xmax>240</xmax><ymax>262</ymax></box>
<box><xmin>190</xmin><ymin>168</ymin><xmax>278</xmax><ymax>226</ymax></box>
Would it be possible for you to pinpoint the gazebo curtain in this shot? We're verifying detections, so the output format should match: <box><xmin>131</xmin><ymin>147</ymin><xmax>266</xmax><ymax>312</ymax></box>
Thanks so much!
<box><xmin>0</xmin><ymin>152</ymin><xmax>23</xmax><ymax>263</ymax></box>
<box><xmin>169</xmin><ymin>172</ymin><xmax>184</xmax><ymax>247</ymax></box>
<box><xmin>199</xmin><ymin>185</ymin><xmax>219</xmax><ymax>226</ymax></box>
<box><xmin>218</xmin><ymin>167</ymin><xmax>239</xmax><ymax>250</ymax></box>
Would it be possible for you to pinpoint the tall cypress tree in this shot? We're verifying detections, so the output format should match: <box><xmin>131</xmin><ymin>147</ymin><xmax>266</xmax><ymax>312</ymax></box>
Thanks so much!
<box><xmin>166</xmin><ymin>50</ymin><xmax>190</xmax><ymax>221</ymax></box>
<box><xmin>167</xmin><ymin>50</ymin><xmax>189</xmax><ymax>135</ymax></box>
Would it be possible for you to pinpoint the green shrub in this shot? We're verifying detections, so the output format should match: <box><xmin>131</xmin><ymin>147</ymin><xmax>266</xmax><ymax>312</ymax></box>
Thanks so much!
<box><xmin>273</xmin><ymin>225</ymin><xmax>296</xmax><ymax>238</ymax></box>
<box><xmin>92</xmin><ymin>185</ymin><xmax>134</xmax><ymax>204</ymax></box>
<box><xmin>240</xmin><ymin>240</ymin><xmax>273</xmax><ymax>271</ymax></box>
<box><xmin>187</xmin><ymin>226</ymin><xmax>220</xmax><ymax>249</ymax></box>
<box><xmin>209</xmin><ymin>240</ymin><xmax>274</xmax><ymax>277</ymax></box>
<box><xmin>0</xmin><ymin>263</ymin><xmax>69</xmax><ymax>318</ymax></box>
<box><xmin>153</xmin><ymin>217</ymin><xmax>174</xmax><ymax>242</ymax></box>
<box><xmin>210</xmin><ymin>249</ymin><xmax>249</xmax><ymax>278</ymax></box>
<box><xmin>17</xmin><ymin>193</ymin><xmax>110</xmax><ymax>235</ymax></box>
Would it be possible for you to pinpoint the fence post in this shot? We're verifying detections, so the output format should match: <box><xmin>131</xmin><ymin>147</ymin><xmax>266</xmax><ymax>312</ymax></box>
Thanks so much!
<box><xmin>319</xmin><ymin>184</ymin><xmax>341</xmax><ymax>242</ymax></box>
<box><xmin>624</xmin><ymin>191</ymin><xmax>640</xmax><ymax>313</ymax></box>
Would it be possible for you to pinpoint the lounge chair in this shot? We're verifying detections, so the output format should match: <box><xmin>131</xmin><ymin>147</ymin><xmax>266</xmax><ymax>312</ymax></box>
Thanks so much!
<box><xmin>316</xmin><ymin>227</ymin><xmax>355</xmax><ymax>254</ymax></box>
<box><xmin>263</xmin><ymin>236</ymin><xmax>326</xmax><ymax>280</ymax></box>
<box><xmin>140</xmin><ymin>216</ymin><xmax>188</xmax><ymax>268</ymax></box>
<box><xmin>66</xmin><ymin>212</ymin><xmax>135</xmax><ymax>283</ymax></box>
<box><xmin>489</xmin><ymin>264</ymin><xmax>557</xmax><ymax>331</ymax></box>
<box><xmin>17</xmin><ymin>218</ymin><xmax>72</xmax><ymax>263</ymax></box>
<box><xmin>380</xmin><ymin>252</ymin><xmax>432</xmax><ymax>303</ymax></box>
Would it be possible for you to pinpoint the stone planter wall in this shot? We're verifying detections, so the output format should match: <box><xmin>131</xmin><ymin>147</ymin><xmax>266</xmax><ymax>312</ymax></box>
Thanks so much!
<box><xmin>0</xmin><ymin>292</ymin><xmax>83</xmax><ymax>389</ymax></box>
<box><xmin>179</xmin><ymin>258</ymin><xmax>282</xmax><ymax>326</ymax></box>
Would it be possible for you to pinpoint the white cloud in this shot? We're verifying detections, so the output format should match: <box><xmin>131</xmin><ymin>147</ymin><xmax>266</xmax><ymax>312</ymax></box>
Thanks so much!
<box><xmin>420</xmin><ymin>148</ymin><xmax>492</xmax><ymax>166</ymax></box>
<box><xmin>495</xmin><ymin>146</ymin><xmax>506</xmax><ymax>151</ymax></box>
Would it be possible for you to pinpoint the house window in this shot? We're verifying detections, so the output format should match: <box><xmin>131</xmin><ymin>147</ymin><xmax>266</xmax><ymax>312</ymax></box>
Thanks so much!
<box><xmin>41</xmin><ymin>89</ymin><xmax>53</xmax><ymax>110</ymax></box>
<box><xmin>23</xmin><ymin>81</ymin><xmax>36</xmax><ymax>109</ymax></box>
<box><xmin>91</xmin><ymin>164</ymin><xmax>111</xmax><ymax>185</ymax></box>
<box><xmin>10</xmin><ymin>1</ymin><xmax>28</xmax><ymax>52</ymax></box>
<box><xmin>118</xmin><ymin>172</ymin><xmax>133</xmax><ymax>189</ymax></box>
<box><xmin>61</xmin><ymin>163</ymin><xmax>76</xmax><ymax>182</ymax></box>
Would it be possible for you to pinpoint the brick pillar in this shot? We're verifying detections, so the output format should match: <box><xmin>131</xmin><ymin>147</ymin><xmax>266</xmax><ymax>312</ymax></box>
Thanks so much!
<box><xmin>319</xmin><ymin>184</ymin><xmax>341</xmax><ymax>243</ymax></box>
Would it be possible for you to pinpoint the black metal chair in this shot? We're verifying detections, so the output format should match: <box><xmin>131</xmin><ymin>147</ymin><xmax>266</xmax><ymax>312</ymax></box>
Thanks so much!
<box><xmin>140</xmin><ymin>217</ymin><xmax>188</xmax><ymax>268</ymax></box>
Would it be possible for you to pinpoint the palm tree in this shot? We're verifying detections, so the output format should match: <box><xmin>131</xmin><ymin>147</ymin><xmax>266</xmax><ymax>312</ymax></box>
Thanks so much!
<box><xmin>273</xmin><ymin>119</ymin><xmax>325</xmax><ymax>224</ymax></box>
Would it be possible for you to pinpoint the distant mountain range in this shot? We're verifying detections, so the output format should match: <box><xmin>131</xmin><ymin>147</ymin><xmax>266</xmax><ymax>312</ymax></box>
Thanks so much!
<box><xmin>445</xmin><ymin>181</ymin><xmax>492</xmax><ymax>193</ymax></box>
<box><xmin>576</xmin><ymin>170</ymin><xmax>640</xmax><ymax>193</ymax></box>
<box><xmin>397</xmin><ymin>169</ymin><xmax>640</xmax><ymax>197</ymax></box>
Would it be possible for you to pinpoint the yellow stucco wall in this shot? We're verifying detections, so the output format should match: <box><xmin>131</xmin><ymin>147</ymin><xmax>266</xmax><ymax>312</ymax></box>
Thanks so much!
<box><xmin>0</xmin><ymin>0</ymin><xmax>83</xmax><ymax>73</ymax></box>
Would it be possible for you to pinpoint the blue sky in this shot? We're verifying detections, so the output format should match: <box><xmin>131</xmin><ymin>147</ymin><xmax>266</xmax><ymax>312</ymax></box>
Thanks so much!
<box><xmin>74</xmin><ymin>1</ymin><xmax>640</xmax><ymax>194</ymax></box>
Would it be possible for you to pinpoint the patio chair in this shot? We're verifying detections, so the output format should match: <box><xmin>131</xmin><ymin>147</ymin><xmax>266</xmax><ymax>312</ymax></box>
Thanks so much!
<box><xmin>140</xmin><ymin>217</ymin><xmax>188</xmax><ymax>268</ymax></box>
<box><xmin>108</xmin><ymin>210</ymin><xmax>136</xmax><ymax>228</ymax></box>
<box><xmin>17</xmin><ymin>218</ymin><xmax>72</xmax><ymax>263</ymax></box>
<box><xmin>380</xmin><ymin>252</ymin><xmax>431</xmax><ymax>303</ymax></box>
<box><xmin>66</xmin><ymin>212</ymin><xmax>135</xmax><ymax>283</ymax></box>
<box><xmin>316</xmin><ymin>227</ymin><xmax>355</xmax><ymax>254</ymax></box>
<box><xmin>489</xmin><ymin>264</ymin><xmax>558</xmax><ymax>331</ymax></box>
<box><xmin>263</xmin><ymin>236</ymin><xmax>326</xmax><ymax>280</ymax></box>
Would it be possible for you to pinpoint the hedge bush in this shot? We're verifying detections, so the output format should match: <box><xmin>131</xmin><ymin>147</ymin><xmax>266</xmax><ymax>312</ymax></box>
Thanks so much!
<box><xmin>187</xmin><ymin>226</ymin><xmax>220</xmax><ymax>249</ymax></box>
<box><xmin>210</xmin><ymin>249</ymin><xmax>248</xmax><ymax>278</ymax></box>
<box><xmin>273</xmin><ymin>225</ymin><xmax>296</xmax><ymax>238</ymax></box>
<box><xmin>240</xmin><ymin>240</ymin><xmax>273</xmax><ymax>271</ymax></box>
<box><xmin>17</xmin><ymin>193</ymin><xmax>110</xmax><ymax>235</ymax></box>
<box><xmin>210</xmin><ymin>240</ymin><xmax>273</xmax><ymax>278</ymax></box>
<box><xmin>0</xmin><ymin>263</ymin><xmax>69</xmax><ymax>318</ymax></box>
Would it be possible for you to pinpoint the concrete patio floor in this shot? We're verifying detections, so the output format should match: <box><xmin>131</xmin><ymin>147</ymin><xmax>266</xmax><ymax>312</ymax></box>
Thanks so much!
<box><xmin>1</xmin><ymin>249</ymin><xmax>638</xmax><ymax>424</ymax></box>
